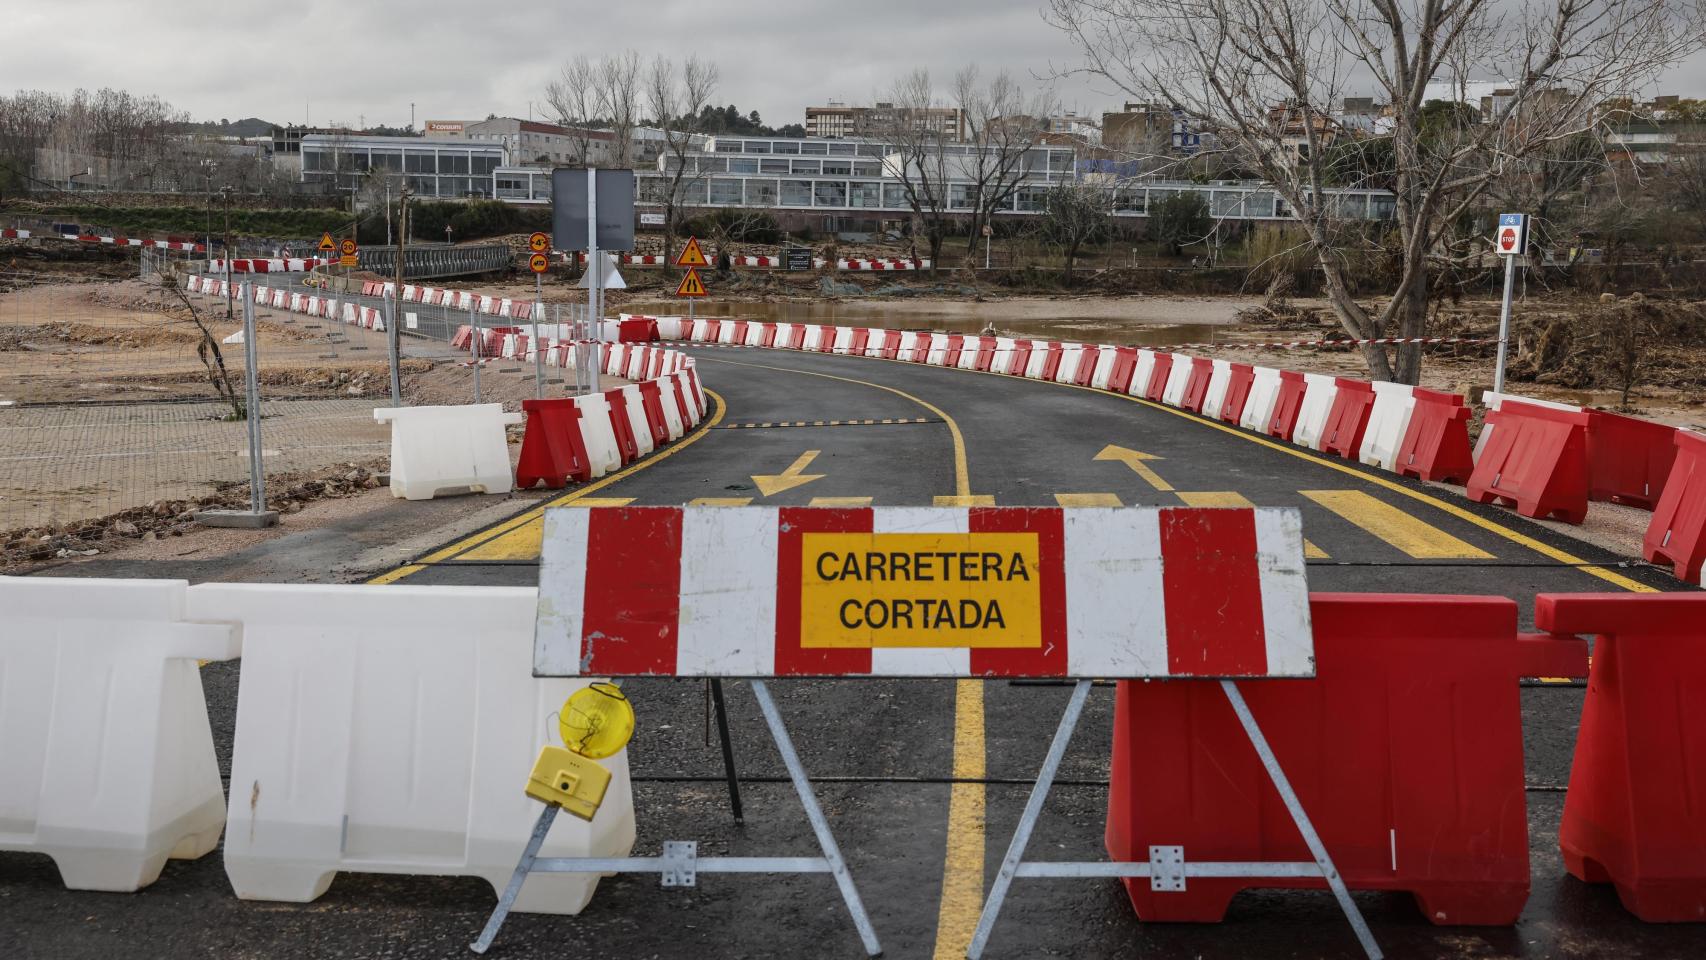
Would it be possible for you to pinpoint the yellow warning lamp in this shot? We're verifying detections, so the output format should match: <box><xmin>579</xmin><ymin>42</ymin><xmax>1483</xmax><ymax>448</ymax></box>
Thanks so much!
<box><xmin>525</xmin><ymin>683</ymin><xmax>636</xmax><ymax>822</ymax></box>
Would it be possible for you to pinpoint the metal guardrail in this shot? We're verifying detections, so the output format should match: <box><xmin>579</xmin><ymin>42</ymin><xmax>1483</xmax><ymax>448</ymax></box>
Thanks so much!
<box><xmin>357</xmin><ymin>244</ymin><xmax>512</xmax><ymax>280</ymax></box>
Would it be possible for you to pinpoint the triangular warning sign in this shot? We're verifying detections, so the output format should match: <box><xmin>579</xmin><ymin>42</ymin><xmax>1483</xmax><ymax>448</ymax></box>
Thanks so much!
<box><xmin>675</xmin><ymin>236</ymin><xmax>709</xmax><ymax>268</ymax></box>
<box><xmin>318</xmin><ymin>232</ymin><xmax>336</xmax><ymax>252</ymax></box>
<box><xmin>675</xmin><ymin>267</ymin><xmax>708</xmax><ymax>298</ymax></box>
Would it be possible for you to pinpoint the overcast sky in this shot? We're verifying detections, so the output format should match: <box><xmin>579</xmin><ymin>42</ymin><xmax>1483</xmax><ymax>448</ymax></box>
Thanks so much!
<box><xmin>4</xmin><ymin>0</ymin><xmax>1703</xmax><ymax>129</ymax></box>
<box><xmin>0</xmin><ymin>0</ymin><xmax>1120</xmax><ymax>128</ymax></box>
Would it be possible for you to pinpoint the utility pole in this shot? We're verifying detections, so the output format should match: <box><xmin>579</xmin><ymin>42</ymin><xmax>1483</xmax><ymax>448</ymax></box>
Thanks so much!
<box><xmin>390</xmin><ymin>186</ymin><xmax>411</xmax><ymax>406</ymax></box>
<box><xmin>221</xmin><ymin>186</ymin><xmax>234</xmax><ymax>319</ymax></box>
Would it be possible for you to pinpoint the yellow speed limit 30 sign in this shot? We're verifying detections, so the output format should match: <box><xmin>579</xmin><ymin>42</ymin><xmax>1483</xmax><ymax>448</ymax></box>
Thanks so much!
<box><xmin>799</xmin><ymin>532</ymin><xmax>1043</xmax><ymax>648</ymax></box>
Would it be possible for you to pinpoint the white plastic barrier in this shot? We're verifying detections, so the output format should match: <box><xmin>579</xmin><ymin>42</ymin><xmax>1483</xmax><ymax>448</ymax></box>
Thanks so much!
<box><xmin>1474</xmin><ymin>390</ymin><xmax>1583</xmax><ymax>460</ymax></box>
<box><xmin>1241</xmin><ymin>366</ymin><xmax>1284</xmax><ymax>432</ymax></box>
<box><xmin>898</xmin><ymin>331</ymin><xmax>923</xmax><ymax>361</ymax></box>
<box><xmin>655</xmin><ymin>317</ymin><xmax>686</xmax><ymax>340</ymax></box>
<box><xmin>573</xmin><ymin>393</ymin><xmax>623</xmax><ymax>475</ymax></box>
<box><xmin>598</xmin><ymin>319</ymin><xmax>621</xmax><ymax>340</ymax></box>
<box><xmin>926</xmin><ymin>333</ymin><xmax>951</xmax><ymax>366</ymax></box>
<box><xmin>1291</xmin><ymin>373</ymin><xmax>1341</xmax><ymax>450</ymax></box>
<box><xmin>1054</xmin><ymin>344</ymin><xmax>1085</xmax><ymax>384</ymax></box>
<box><xmin>618</xmin><ymin>384</ymin><xmax>656</xmax><ymax>457</ymax></box>
<box><xmin>1090</xmin><ymin>346</ymin><xmax>1119</xmax><ymax>390</ymax></box>
<box><xmin>775</xmin><ymin>322</ymin><xmax>797</xmax><ymax>349</ymax></box>
<box><xmin>950</xmin><ymin>337</ymin><xmax>977</xmax><ymax>371</ymax></box>
<box><xmin>1161</xmin><ymin>354</ymin><xmax>1194</xmax><ymax>407</ymax></box>
<box><xmin>624</xmin><ymin>345</ymin><xmax>649</xmax><ymax>380</ymax></box>
<box><xmin>656</xmin><ymin>380</ymin><xmax>687</xmax><ymax>440</ymax></box>
<box><xmin>603</xmin><ymin>342</ymin><xmax>627</xmax><ymax>376</ymax></box>
<box><xmin>1201</xmin><ymin>359</ymin><xmax>1234</xmax><ymax>420</ymax></box>
<box><xmin>189</xmin><ymin>583</ymin><xmax>635</xmax><ymax>915</ymax></box>
<box><xmin>1358</xmin><ymin>381</ymin><xmax>1419</xmax><ymax>471</ymax></box>
<box><xmin>375</xmin><ymin>404</ymin><xmax>521</xmax><ymax>500</ymax></box>
<box><xmin>990</xmin><ymin>337</ymin><xmax>1018</xmax><ymax>375</ymax></box>
<box><xmin>830</xmin><ymin>326</ymin><xmax>855</xmax><ymax>355</ymax></box>
<box><xmin>802</xmin><ymin>325</ymin><xmax>828</xmax><ymax>352</ymax></box>
<box><xmin>1023</xmin><ymin>343</ymin><xmax>1051</xmax><ymax>379</ymax></box>
<box><xmin>676</xmin><ymin>371</ymin><xmax>705</xmax><ymax>425</ymax></box>
<box><xmin>747</xmin><ymin>322</ymin><xmax>770</xmax><ymax>348</ymax></box>
<box><xmin>715</xmin><ymin>322</ymin><xmax>739</xmax><ymax>345</ymax></box>
<box><xmin>1131</xmin><ymin>350</ymin><xmax>1158</xmax><ymax>396</ymax></box>
<box><xmin>0</xmin><ymin>577</ymin><xmax>238</xmax><ymax>891</ymax></box>
<box><xmin>865</xmin><ymin>328</ymin><xmax>889</xmax><ymax>359</ymax></box>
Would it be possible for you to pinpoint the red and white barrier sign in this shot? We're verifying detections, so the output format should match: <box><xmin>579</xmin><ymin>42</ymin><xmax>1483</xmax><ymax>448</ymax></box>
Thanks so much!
<box><xmin>534</xmin><ymin>505</ymin><xmax>1312</xmax><ymax>679</ymax></box>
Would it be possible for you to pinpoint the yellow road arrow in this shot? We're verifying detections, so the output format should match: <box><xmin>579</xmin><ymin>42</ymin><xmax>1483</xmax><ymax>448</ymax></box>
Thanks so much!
<box><xmin>1094</xmin><ymin>444</ymin><xmax>1174</xmax><ymax>492</ymax></box>
<box><xmin>752</xmin><ymin>450</ymin><xmax>826</xmax><ymax>497</ymax></box>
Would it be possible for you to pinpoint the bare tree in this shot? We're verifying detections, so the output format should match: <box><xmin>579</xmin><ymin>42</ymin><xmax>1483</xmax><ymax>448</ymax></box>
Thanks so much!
<box><xmin>544</xmin><ymin>51</ymin><xmax>644</xmax><ymax>169</ymax></box>
<box><xmin>1048</xmin><ymin>0</ymin><xmax>1706</xmax><ymax>383</ymax></box>
<box><xmin>955</xmin><ymin>67</ymin><xmax>1059</xmax><ymax>252</ymax></box>
<box><xmin>644</xmin><ymin>55</ymin><xmax>720</xmax><ymax>264</ymax></box>
<box><xmin>1040</xmin><ymin>178</ymin><xmax>1114</xmax><ymax>281</ymax></box>
<box><xmin>876</xmin><ymin>69</ymin><xmax>957</xmax><ymax>272</ymax></box>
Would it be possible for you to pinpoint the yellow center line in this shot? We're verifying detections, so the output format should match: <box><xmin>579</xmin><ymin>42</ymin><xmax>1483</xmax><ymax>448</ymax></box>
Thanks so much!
<box><xmin>365</xmin><ymin>388</ymin><xmax>728</xmax><ymax>584</ymax></box>
<box><xmin>694</xmin><ymin>355</ymin><xmax>988</xmax><ymax>956</ymax></box>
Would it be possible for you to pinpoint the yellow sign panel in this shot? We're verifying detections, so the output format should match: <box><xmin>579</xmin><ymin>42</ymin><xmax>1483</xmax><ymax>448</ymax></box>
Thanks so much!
<box><xmin>528</xmin><ymin>231</ymin><xmax>550</xmax><ymax>253</ymax></box>
<box><xmin>799</xmin><ymin>532</ymin><xmax>1042</xmax><ymax>648</ymax></box>
<box><xmin>529</xmin><ymin>252</ymin><xmax>550</xmax><ymax>274</ymax></box>
<box><xmin>318</xmin><ymin>232</ymin><xmax>336</xmax><ymax>252</ymax></box>
<box><xmin>339</xmin><ymin>255</ymin><xmax>358</xmax><ymax>267</ymax></box>
<box><xmin>675</xmin><ymin>267</ymin><xmax>707</xmax><ymax>298</ymax></box>
<box><xmin>675</xmin><ymin>236</ymin><xmax>709</xmax><ymax>268</ymax></box>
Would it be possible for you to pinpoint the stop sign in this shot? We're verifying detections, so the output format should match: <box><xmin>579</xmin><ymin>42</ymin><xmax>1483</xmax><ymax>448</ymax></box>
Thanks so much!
<box><xmin>1498</xmin><ymin>227</ymin><xmax>1518</xmax><ymax>252</ymax></box>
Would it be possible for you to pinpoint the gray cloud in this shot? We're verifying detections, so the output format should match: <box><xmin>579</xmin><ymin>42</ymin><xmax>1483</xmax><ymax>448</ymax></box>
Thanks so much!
<box><xmin>3</xmin><ymin>0</ymin><xmax>1701</xmax><ymax>129</ymax></box>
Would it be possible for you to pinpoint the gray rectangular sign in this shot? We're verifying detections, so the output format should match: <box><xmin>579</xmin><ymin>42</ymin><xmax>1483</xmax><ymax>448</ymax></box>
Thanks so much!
<box><xmin>552</xmin><ymin>168</ymin><xmax>636</xmax><ymax>252</ymax></box>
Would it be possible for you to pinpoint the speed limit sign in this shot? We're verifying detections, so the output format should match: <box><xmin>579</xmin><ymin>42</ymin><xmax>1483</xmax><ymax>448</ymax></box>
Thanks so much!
<box><xmin>528</xmin><ymin>252</ymin><xmax>550</xmax><ymax>274</ymax></box>
<box><xmin>528</xmin><ymin>232</ymin><xmax>550</xmax><ymax>254</ymax></box>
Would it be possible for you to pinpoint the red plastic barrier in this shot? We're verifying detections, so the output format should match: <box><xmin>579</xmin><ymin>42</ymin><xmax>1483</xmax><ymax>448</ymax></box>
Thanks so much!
<box><xmin>1219</xmin><ymin>363</ymin><xmax>1255</xmax><ymax>424</ymax></box>
<box><xmin>1265</xmin><ymin>370</ymin><xmax>1308</xmax><ymax>441</ymax></box>
<box><xmin>973</xmin><ymin>337</ymin><xmax>998</xmax><ymax>372</ymax></box>
<box><xmin>1537</xmin><ymin>592</ymin><xmax>1706</xmax><ymax>920</ymax></box>
<box><xmin>1467</xmin><ymin>401</ymin><xmax>1591</xmax><ymax>523</ymax></box>
<box><xmin>727</xmin><ymin>320</ymin><xmax>750</xmax><ymax>345</ymax></box>
<box><xmin>1107</xmin><ymin>593</ymin><xmax>1584</xmax><ymax>925</ymax></box>
<box><xmin>635</xmin><ymin>381</ymin><xmax>672</xmax><ymax>446</ymax></box>
<box><xmin>1038</xmin><ymin>342</ymin><xmax>1064</xmax><ymax>381</ymax></box>
<box><xmin>702</xmin><ymin>319</ymin><xmax>723</xmax><ymax>345</ymax></box>
<box><xmin>1587</xmin><ymin>410</ymin><xmax>1678</xmax><ymax>509</ymax></box>
<box><xmin>1107</xmin><ymin>347</ymin><xmax>1138</xmax><ymax>394</ymax></box>
<box><xmin>783</xmin><ymin>325</ymin><xmax>806</xmax><ymax>350</ymax></box>
<box><xmin>451</xmin><ymin>325</ymin><xmax>473</xmax><ymax>351</ymax></box>
<box><xmin>1069</xmin><ymin>347</ymin><xmax>1098</xmax><ymax>387</ymax></box>
<box><xmin>1394</xmin><ymin>388</ymin><xmax>1474</xmax><ymax>483</ymax></box>
<box><xmin>905</xmin><ymin>334</ymin><xmax>930</xmax><ymax>363</ymax></box>
<box><xmin>1008</xmin><ymin>340</ymin><xmax>1034</xmax><ymax>376</ymax></box>
<box><xmin>815</xmin><ymin>325</ymin><xmax>836</xmax><ymax>353</ymax></box>
<box><xmin>1179</xmin><ymin>357</ymin><xmax>1215</xmax><ymax>413</ymax></box>
<box><xmin>515</xmin><ymin>398</ymin><xmax>592</xmax><ymax>489</ymax></box>
<box><xmin>605</xmin><ymin>388</ymin><xmax>640</xmax><ymax>464</ymax></box>
<box><xmin>1320</xmin><ymin>378</ymin><xmax>1376</xmax><ymax>459</ymax></box>
<box><xmin>942</xmin><ymin>334</ymin><xmax>966</xmax><ymax>368</ymax></box>
<box><xmin>1643</xmin><ymin>429</ymin><xmax>1706</xmax><ymax>582</ymax></box>
<box><xmin>1144</xmin><ymin>353</ymin><xmax>1175</xmax><ymax>402</ymax></box>
<box><xmin>847</xmin><ymin>328</ymin><xmax>870</xmax><ymax>356</ymax></box>
<box><xmin>878</xmin><ymin>329</ymin><xmax>902</xmax><ymax>359</ymax></box>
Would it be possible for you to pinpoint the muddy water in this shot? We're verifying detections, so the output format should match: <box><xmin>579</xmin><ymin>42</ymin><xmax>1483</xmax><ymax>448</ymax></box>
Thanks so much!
<box><xmin>620</xmin><ymin>297</ymin><xmax>1244</xmax><ymax>348</ymax></box>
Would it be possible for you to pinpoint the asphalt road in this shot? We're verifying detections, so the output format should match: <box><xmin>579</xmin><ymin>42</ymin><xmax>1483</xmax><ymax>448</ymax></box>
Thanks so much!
<box><xmin>4</xmin><ymin>342</ymin><xmax>1697</xmax><ymax>960</ymax></box>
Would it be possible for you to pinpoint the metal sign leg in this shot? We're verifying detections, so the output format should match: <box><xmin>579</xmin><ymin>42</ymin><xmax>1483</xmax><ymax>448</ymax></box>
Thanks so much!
<box><xmin>1219</xmin><ymin>680</ymin><xmax>1382</xmax><ymax>960</ymax></box>
<box><xmin>710</xmin><ymin>679</ymin><xmax>745</xmax><ymax>824</ymax></box>
<box><xmin>470</xmin><ymin>804</ymin><xmax>559</xmax><ymax>954</ymax></box>
<box><xmin>966</xmin><ymin>678</ymin><xmax>1092</xmax><ymax>960</ymax></box>
<box><xmin>750</xmin><ymin>679</ymin><xmax>883</xmax><ymax>957</ymax></box>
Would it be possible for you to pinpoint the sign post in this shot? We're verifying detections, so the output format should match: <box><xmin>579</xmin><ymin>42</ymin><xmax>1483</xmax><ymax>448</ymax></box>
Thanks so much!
<box><xmin>1493</xmin><ymin>213</ymin><xmax>1527</xmax><ymax>394</ymax></box>
<box><xmin>528</xmin><ymin>239</ymin><xmax>550</xmax><ymax>399</ymax></box>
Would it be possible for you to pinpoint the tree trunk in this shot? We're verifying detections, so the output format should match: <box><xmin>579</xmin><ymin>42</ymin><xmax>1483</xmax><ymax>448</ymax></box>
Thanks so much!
<box><xmin>1317</xmin><ymin>251</ymin><xmax>1395</xmax><ymax>381</ymax></box>
<box><xmin>927</xmin><ymin>228</ymin><xmax>944</xmax><ymax>278</ymax></box>
<box><xmin>1391</xmin><ymin>256</ymin><xmax>1429</xmax><ymax>385</ymax></box>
